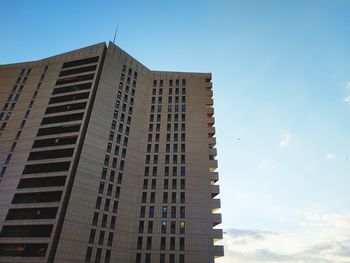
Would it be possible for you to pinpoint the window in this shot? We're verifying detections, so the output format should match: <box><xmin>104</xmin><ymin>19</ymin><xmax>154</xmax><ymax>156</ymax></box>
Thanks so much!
<box><xmin>28</xmin><ymin>148</ymin><xmax>74</xmax><ymax>161</ymax></box>
<box><xmin>92</xmin><ymin>212</ymin><xmax>99</xmax><ymax>226</ymax></box>
<box><xmin>149</xmin><ymin>206</ymin><xmax>154</xmax><ymax>218</ymax></box>
<box><xmin>112</xmin><ymin>201</ymin><xmax>118</xmax><ymax>213</ymax></box>
<box><xmin>147</xmin><ymin>221</ymin><xmax>153</xmax><ymax>233</ymax></box>
<box><xmin>62</xmin><ymin>56</ymin><xmax>99</xmax><ymax>68</ymax></box>
<box><xmin>170</xmin><ymin>237</ymin><xmax>175</xmax><ymax>250</ymax></box>
<box><xmin>98</xmin><ymin>230</ymin><xmax>105</xmax><ymax>245</ymax></box>
<box><xmin>95</xmin><ymin>248</ymin><xmax>102</xmax><ymax>263</ymax></box>
<box><xmin>160</xmin><ymin>237</ymin><xmax>166</xmax><ymax>250</ymax></box>
<box><xmin>162</xmin><ymin>206</ymin><xmax>167</xmax><ymax>218</ymax></box>
<box><xmin>180</xmin><ymin>179</ymin><xmax>185</xmax><ymax>189</ymax></box>
<box><xmin>110</xmin><ymin>216</ymin><xmax>116</xmax><ymax>229</ymax></box>
<box><xmin>161</xmin><ymin>221</ymin><xmax>167</xmax><ymax>234</ymax></box>
<box><xmin>150</xmin><ymin>192</ymin><xmax>155</xmax><ymax>203</ymax></box>
<box><xmin>137</xmin><ymin>236</ymin><xmax>143</xmax><ymax>249</ymax></box>
<box><xmin>143</xmin><ymin>179</ymin><xmax>148</xmax><ymax>189</ymax></box>
<box><xmin>96</xmin><ymin>197</ymin><xmax>102</xmax><ymax>209</ymax></box>
<box><xmin>107</xmin><ymin>232</ymin><xmax>113</xmax><ymax>246</ymax></box>
<box><xmin>180</xmin><ymin>192</ymin><xmax>185</xmax><ymax>203</ymax></box>
<box><xmin>172</xmin><ymin>192</ymin><xmax>176</xmax><ymax>203</ymax></box>
<box><xmin>6</xmin><ymin>207</ymin><xmax>58</xmax><ymax>220</ymax></box>
<box><xmin>163</xmin><ymin>179</ymin><xmax>169</xmax><ymax>189</ymax></box>
<box><xmin>139</xmin><ymin>221</ymin><xmax>144</xmax><ymax>233</ymax></box>
<box><xmin>151</xmin><ymin>179</ymin><xmax>156</xmax><ymax>189</ymax></box>
<box><xmin>163</xmin><ymin>192</ymin><xmax>168</xmax><ymax>204</ymax></box>
<box><xmin>23</xmin><ymin>161</ymin><xmax>71</xmax><ymax>174</ymax></box>
<box><xmin>180</xmin><ymin>237</ymin><xmax>185</xmax><ymax>250</ymax></box>
<box><xmin>180</xmin><ymin>221</ymin><xmax>185</xmax><ymax>234</ymax></box>
<box><xmin>171</xmin><ymin>206</ymin><xmax>176</xmax><ymax>218</ymax></box>
<box><xmin>105</xmin><ymin>249</ymin><xmax>111</xmax><ymax>263</ymax></box>
<box><xmin>180</xmin><ymin>206</ymin><xmax>185</xmax><ymax>218</ymax></box>
<box><xmin>88</xmin><ymin>229</ymin><xmax>96</xmax><ymax>243</ymax></box>
<box><xmin>85</xmin><ymin>247</ymin><xmax>92</xmax><ymax>262</ymax></box>
<box><xmin>140</xmin><ymin>206</ymin><xmax>146</xmax><ymax>217</ymax></box>
<box><xmin>171</xmin><ymin>221</ymin><xmax>176</xmax><ymax>234</ymax></box>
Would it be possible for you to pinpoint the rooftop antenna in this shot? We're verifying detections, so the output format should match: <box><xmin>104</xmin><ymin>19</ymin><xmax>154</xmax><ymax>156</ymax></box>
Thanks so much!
<box><xmin>113</xmin><ymin>25</ymin><xmax>119</xmax><ymax>44</ymax></box>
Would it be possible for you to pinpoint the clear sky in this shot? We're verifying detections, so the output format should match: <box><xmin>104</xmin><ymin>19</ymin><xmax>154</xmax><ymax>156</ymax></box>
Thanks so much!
<box><xmin>2</xmin><ymin>1</ymin><xmax>350</xmax><ymax>262</ymax></box>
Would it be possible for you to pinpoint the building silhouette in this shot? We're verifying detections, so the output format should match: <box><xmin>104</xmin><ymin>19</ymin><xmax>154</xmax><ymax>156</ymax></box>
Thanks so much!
<box><xmin>0</xmin><ymin>42</ymin><xmax>223</xmax><ymax>263</ymax></box>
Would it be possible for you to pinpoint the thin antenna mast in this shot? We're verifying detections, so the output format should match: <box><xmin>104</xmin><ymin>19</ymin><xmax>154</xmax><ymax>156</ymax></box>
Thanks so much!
<box><xmin>113</xmin><ymin>25</ymin><xmax>119</xmax><ymax>44</ymax></box>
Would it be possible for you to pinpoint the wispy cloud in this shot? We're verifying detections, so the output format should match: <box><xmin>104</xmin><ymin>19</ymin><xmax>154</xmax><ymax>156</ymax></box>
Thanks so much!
<box><xmin>217</xmin><ymin>212</ymin><xmax>350</xmax><ymax>263</ymax></box>
<box><xmin>279</xmin><ymin>133</ymin><xmax>291</xmax><ymax>148</ymax></box>
<box><xmin>344</xmin><ymin>96</ymin><xmax>350</xmax><ymax>105</ymax></box>
<box><xmin>326</xmin><ymin>153</ymin><xmax>336</xmax><ymax>160</ymax></box>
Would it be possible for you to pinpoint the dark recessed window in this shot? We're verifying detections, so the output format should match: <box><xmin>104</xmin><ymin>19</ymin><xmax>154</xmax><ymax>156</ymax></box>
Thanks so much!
<box><xmin>0</xmin><ymin>225</ymin><xmax>53</xmax><ymax>238</ymax></box>
<box><xmin>41</xmin><ymin>112</ymin><xmax>84</xmax><ymax>125</ymax></box>
<box><xmin>12</xmin><ymin>191</ymin><xmax>62</xmax><ymax>204</ymax></box>
<box><xmin>37</xmin><ymin>125</ymin><xmax>80</xmax><ymax>136</ymax></box>
<box><xmin>23</xmin><ymin>162</ymin><xmax>70</xmax><ymax>174</ymax></box>
<box><xmin>62</xmin><ymin>56</ymin><xmax>99</xmax><ymax>69</ymax></box>
<box><xmin>59</xmin><ymin>65</ymin><xmax>97</xmax><ymax>77</ymax></box>
<box><xmin>0</xmin><ymin>243</ymin><xmax>48</xmax><ymax>257</ymax></box>
<box><xmin>28</xmin><ymin>148</ymin><xmax>74</xmax><ymax>161</ymax></box>
<box><xmin>45</xmin><ymin>102</ymin><xmax>87</xmax><ymax>114</ymax></box>
<box><xmin>17</xmin><ymin>176</ymin><xmax>66</xmax><ymax>189</ymax></box>
<box><xmin>52</xmin><ymin>82</ymin><xmax>92</xmax><ymax>95</ymax></box>
<box><xmin>6</xmin><ymin>207</ymin><xmax>58</xmax><ymax>220</ymax></box>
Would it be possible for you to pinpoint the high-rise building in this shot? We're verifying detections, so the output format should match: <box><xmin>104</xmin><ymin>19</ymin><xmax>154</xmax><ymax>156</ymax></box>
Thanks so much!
<box><xmin>0</xmin><ymin>42</ymin><xmax>223</xmax><ymax>263</ymax></box>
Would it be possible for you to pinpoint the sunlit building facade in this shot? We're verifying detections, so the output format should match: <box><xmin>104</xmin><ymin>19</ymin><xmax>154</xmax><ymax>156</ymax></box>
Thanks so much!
<box><xmin>0</xmin><ymin>42</ymin><xmax>223</xmax><ymax>263</ymax></box>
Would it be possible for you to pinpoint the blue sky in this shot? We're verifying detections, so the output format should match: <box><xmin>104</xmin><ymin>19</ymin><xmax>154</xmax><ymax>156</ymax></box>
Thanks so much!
<box><xmin>2</xmin><ymin>1</ymin><xmax>350</xmax><ymax>262</ymax></box>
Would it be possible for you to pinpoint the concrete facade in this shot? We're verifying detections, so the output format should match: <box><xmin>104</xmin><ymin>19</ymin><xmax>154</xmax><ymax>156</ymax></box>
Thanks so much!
<box><xmin>0</xmin><ymin>42</ymin><xmax>223</xmax><ymax>263</ymax></box>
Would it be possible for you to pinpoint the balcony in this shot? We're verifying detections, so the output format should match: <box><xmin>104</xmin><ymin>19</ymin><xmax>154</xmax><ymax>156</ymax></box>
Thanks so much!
<box><xmin>206</xmin><ymin>82</ymin><xmax>213</xmax><ymax>89</ymax></box>
<box><xmin>212</xmin><ymin>228</ymin><xmax>223</xmax><ymax>241</ymax></box>
<box><xmin>211</xmin><ymin>198</ymin><xmax>221</xmax><ymax>212</ymax></box>
<box><xmin>209</xmin><ymin>172</ymin><xmax>219</xmax><ymax>183</ymax></box>
<box><xmin>208</xmin><ymin>137</ymin><xmax>216</xmax><ymax>146</ymax></box>
<box><xmin>209</xmin><ymin>148</ymin><xmax>217</xmax><ymax>156</ymax></box>
<box><xmin>213</xmin><ymin>245</ymin><xmax>224</xmax><ymax>257</ymax></box>
<box><xmin>207</xmin><ymin>107</ymin><xmax>214</xmax><ymax>115</ymax></box>
<box><xmin>208</xmin><ymin>117</ymin><xmax>215</xmax><ymax>125</ymax></box>
<box><xmin>207</xmin><ymin>89</ymin><xmax>213</xmax><ymax>97</ymax></box>
<box><xmin>208</xmin><ymin>159</ymin><xmax>218</xmax><ymax>169</ymax></box>
<box><xmin>211</xmin><ymin>185</ymin><xmax>220</xmax><ymax>198</ymax></box>
<box><xmin>212</xmin><ymin>213</ymin><xmax>222</xmax><ymax>226</ymax></box>
<box><xmin>206</xmin><ymin>98</ymin><xmax>214</xmax><ymax>106</ymax></box>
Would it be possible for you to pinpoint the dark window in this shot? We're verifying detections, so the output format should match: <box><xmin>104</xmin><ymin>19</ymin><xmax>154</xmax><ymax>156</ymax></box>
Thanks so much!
<box><xmin>28</xmin><ymin>148</ymin><xmax>74</xmax><ymax>161</ymax></box>
<box><xmin>138</xmin><ymin>221</ymin><xmax>144</xmax><ymax>233</ymax></box>
<box><xmin>45</xmin><ymin>102</ymin><xmax>87</xmax><ymax>114</ymax></box>
<box><xmin>171</xmin><ymin>221</ymin><xmax>176</xmax><ymax>234</ymax></box>
<box><xmin>59</xmin><ymin>65</ymin><xmax>97</xmax><ymax>77</ymax></box>
<box><xmin>37</xmin><ymin>125</ymin><xmax>80</xmax><ymax>136</ymax></box>
<box><xmin>56</xmin><ymin>74</ymin><xmax>94</xmax><ymax>86</ymax></box>
<box><xmin>0</xmin><ymin>243</ymin><xmax>48</xmax><ymax>257</ymax></box>
<box><xmin>62</xmin><ymin>56</ymin><xmax>99</xmax><ymax>69</ymax></box>
<box><xmin>98</xmin><ymin>230</ymin><xmax>105</xmax><ymax>245</ymax></box>
<box><xmin>52</xmin><ymin>82</ymin><xmax>92</xmax><ymax>95</ymax></box>
<box><xmin>12</xmin><ymin>191</ymin><xmax>62</xmax><ymax>204</ymax></box>
<box><xmin>137</xmin><ymin>236</ymin><xmax>143</xmax><ymax>249</ymax></box>
<box><xmin>180</xmin><ymin>237</ymin><xmax>185</xmax><ymax>250</ymax></box>
<box><xmin>0</xmin><ymin>225</ymin><xmax>53</xmax><ymax>238</ymax></box>
<box><xmin>85</xmin><ymin>247</ymin><xmax>92</xmax><ymax>262</ymax></box>
<box><xmin>41</xmin><ymin>112</ymin><xmax>84</xmax><ymax>125</ymax></box>
<box><xmin>146</xmin><ymin>237</ymin><xmax>152</xmax><ymax>249</ymax></box>
<box><xmin>6</xmin><ymin>207</ymin><xmax>58</xmax><ymax>220</ymax></box>
<box><xmin>17</xmin><ymin>176</ymin><xmax>66</xmax><ymax>189</ymax></box>
<box><xmin>92</xmin><ymin>212</ymin><xmax>99</xmax><ymax>226</ymax></box>
<box><xmin>107</xmin><ymin>232</ymin><xmax>113</xmax><ymax>246</ymax></box>
<box><xmin>105</xmin><ymin>250</ymin><xmax>111</xmax><ymax>263</ymax></box>
<box><xmin>88</xmin><ymin>229</ymin><xmax>96</xmax><ymax>243</ymax></box>
<box><xmin>145</xmin><ymin>254</ymin><xmax>151</xmax><ymax>263</ymax></box>
<box><xmin>170</xmin><ymin>237</ymin><xmax>175</xmax><ymax>250</ymax></box>
<box><xmin>23</xmin><ymin>162</ymin><xmax>70</xmax><ymax>174</ymax></box>
<box><xmin>32</xmin><ymin>136</ymin><xmax>77</xmax><ymax>148</ymax></box>
<box><xmin>95</xmin><ymin>248</ymin><xmax>102</xmax><ymax>263</ymax></box>
<box><xmin>161</xmin><ymin>221</ymin><xmax>167</xmax><ymax>234</ymax></box>
<box><xmin>110</xmin><ymin>216</ymin><xmax>116</xmax><ymax>229</ymax></box>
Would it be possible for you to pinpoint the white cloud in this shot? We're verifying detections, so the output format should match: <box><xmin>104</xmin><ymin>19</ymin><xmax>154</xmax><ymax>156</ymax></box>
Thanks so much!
<box><xmin>326</xmin><ymin>153</ymin><xmax>336</xmax><ymax>160</ymax></box>
<box><xmin>279</xmin><ymin>134</ymin><xmax>291</xmax><ymax>147</ymax></box>
<box><xmin>216</xmin><ymin>212</ymin><xmax>350</xmax><ymax>263</ymax></box>
<box><xmin>343</xmin><ymin>96</ymin><xmax>350</xmax><ymax>105</ymax></box>
<box><xmin>345</xmin><ymin>81</ymin><xmax>350</xmax><ymax>91</ymax></box>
